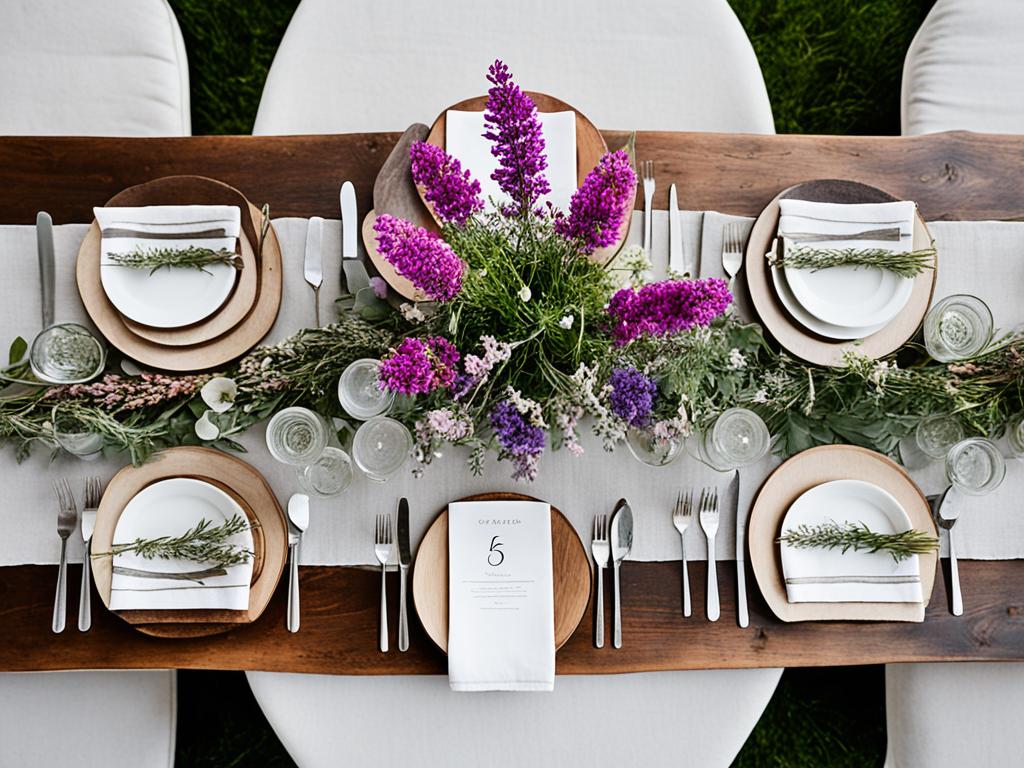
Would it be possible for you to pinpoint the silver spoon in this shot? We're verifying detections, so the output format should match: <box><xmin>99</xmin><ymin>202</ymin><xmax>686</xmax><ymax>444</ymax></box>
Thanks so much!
<box><xmin>286</xmin><ymin>494</ymin><xmax>310</xmax><ymax>632</ymax></box>
<box><xmin>929</xmin><ymin>486</ymin><xmax>962</xmax><ymax>616</ymax></box>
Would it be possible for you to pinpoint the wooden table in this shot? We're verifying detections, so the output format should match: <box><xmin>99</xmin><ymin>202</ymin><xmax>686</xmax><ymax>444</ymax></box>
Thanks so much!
<box><xmin>1</xmin><ymin>130</ymin><xmax>1023</xmax><ymax>674</ymax></box>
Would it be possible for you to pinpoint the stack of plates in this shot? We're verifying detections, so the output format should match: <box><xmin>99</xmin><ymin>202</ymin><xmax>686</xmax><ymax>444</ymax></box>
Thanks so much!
<box><xmin>75</xmin><ymin>176</ymin><xmax>283</xmax><ymax>372</ymax></box>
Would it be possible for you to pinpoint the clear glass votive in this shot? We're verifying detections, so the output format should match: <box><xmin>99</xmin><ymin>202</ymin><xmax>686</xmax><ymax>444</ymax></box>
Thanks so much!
<box><xmin>352</xmin><ymin>416</ymin><xmax>412</xmax><ymax>483</ymax></box>
<box><xmin>924</xmin><ymin>294</ymin><xmax>993</xmax><ymax>363</ymax></box>
<box><xmin>625</xmin><ymin>427</ymin><xmax>685</xmax><ymax>467</ymax></box>
<box><xmin>1006</xmin><ymin>414</ymin><xmax>1024</xmax><ymax>457</ymax></box>
<box><xmin>30</xmin><ymin>323</ymin><xmax>106</xmax><ymax>384</ymax></box>
<box><xmin>266</xmin><ymin>406</ymin><xmax>329</xmax><ymax>466</ymax></box>
<box><xmin>52</xmin><ymin>411</ymin><xmax>104</xmax><ymax>459</ymax></box>
<box><xmin>700</xmin><ymin>408</ymin><xmax>770</xmax><ymax>471</ymax></box>
<box><xmin>337</xmin><ymin>358</ymin><xmax>394</xmax><ymax>420</ymax></box>
<box><xmin>915</xmin><ymin>413</ymin><xmax>965</xmax><ymax>460</ymax></box>
<box><xmin>297</xmin><ymin>446</ymin><xmax>353</xmax><ymax>498</ymax></box>
<box><xmin>945</xmin><ymin>437</ymin><xmax>1006</xmax><ymax>496</ymax></box>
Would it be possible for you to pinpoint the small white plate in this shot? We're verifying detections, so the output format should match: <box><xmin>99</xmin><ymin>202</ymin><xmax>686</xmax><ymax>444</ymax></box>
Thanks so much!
<box><xmin>770</xmin><ymin>262</ymin><xmax>887</xmax><ymax>340</ymax></box>
<box><xmin>785</xmin><ymin>258</ymin><xmax>914</xmax><ymax>329</ymax></box>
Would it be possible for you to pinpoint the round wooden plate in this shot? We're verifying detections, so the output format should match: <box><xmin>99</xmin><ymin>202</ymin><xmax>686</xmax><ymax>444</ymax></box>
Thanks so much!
<box><xmin>76</xmin><ymin>176</ymin><xmax>282</xmax><ymax>371</ymax></box>
<box><xmin>91</xmin><ymin>446</ymin><xmax>287</xmax><ymax>638</ymax></box>
<box><xmin>748</xmin><ymin>445</ymin><xmax>937</xmax><ymax>623</ymax></box>
<box><xmin>745</xmin><ymin>180</ymin><xmax>936</xmax><ymax>366</ymax></box>
<box><xmin>412</xmin><ymin>492</ymin><xmax>592</xmax><ymax>653</ymax></box>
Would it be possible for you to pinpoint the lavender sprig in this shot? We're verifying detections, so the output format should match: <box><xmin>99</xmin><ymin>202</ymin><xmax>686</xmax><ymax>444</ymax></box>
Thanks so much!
<box><xmin>409</xmin><ymin>141</ymin><xmax>484</xmax><ymax>226</ymax></box>
<box><xmin>555</xmin><ymin>150</ymin><xmax>637</xmax><ymax>253</ymax></box>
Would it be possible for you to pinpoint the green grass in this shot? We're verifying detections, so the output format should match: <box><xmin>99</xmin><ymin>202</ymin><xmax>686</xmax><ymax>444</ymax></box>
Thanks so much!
<box><xmin>167</xmin><ymin>1</ymin><xmax>920</xmax><ymax>764</ymax></box>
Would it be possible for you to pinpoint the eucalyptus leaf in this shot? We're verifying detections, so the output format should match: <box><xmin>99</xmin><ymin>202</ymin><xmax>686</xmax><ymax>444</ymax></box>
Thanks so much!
<box><xmin>7</xmin><ymin>337</ymin><xmax>26</xmax><ymax>366</ymax></box>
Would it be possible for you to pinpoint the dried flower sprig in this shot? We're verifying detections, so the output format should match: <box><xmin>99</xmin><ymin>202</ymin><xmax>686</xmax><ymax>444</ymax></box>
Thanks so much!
<box><xmin>769</xmin><ymin>244</ymin><xmax>936</xmax><ymax>279</ymax></box>
<box><xmin>94</xmin><ymin>513</ymin><xmax>257</xmax><ymax>569</ymax></box>
<box><xmin>105</xmin><ymin>246</ymin><xmax>243</xmax><ymax>275</ymax></box>
<box><xmin>777</xmin><ymin>520</ymin><xmax>939</xmax><ymax>562</ymax></box>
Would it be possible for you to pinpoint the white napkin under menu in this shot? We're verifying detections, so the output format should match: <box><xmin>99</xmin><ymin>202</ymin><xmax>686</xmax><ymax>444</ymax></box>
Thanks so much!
<box><xmin>445</xmin><ymin>110</ymin><xmax>577</xmax><ymax>215</ymax></box>
<box><xmin>447</xmin><ymin>500</ymin><xmax>555</xmax><ymax>692</ymax></box>
<box><xmin>778</xmin><ymin>199</ymin><xmax>917</xmax><ymax>253</ymax></box>
<box><xmin>94</xmin><ymin>204</ymin><xmax>241</xmax><ymax>260</ymax></box>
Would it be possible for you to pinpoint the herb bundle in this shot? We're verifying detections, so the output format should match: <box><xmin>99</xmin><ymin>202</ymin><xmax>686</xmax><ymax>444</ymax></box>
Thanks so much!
<box><xmin>105</xmin><ymin>246</ymin><xmax>243</xmax><ymax>275</ymax></box>
<box><xmin>93</xmin><ymin>513</ymin><xmax>256</xmax><ymax>569</ymax></box>
<box><xmin>769</xmin><ymin>243</ymin><xmax>936</xmax><ymax>278</ymax></box>
<box><xmin>778</xmin><ymin>521</ymin><xmax>939</xmax><ymax>562</ymax></box>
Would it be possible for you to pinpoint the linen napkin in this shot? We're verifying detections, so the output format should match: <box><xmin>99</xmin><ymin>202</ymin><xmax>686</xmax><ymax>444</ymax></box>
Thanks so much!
<box><xmin>445</xmin><ymin>110</ymin><xmax>577</xmax><ymax>214</ymax></box>
<box><xmin>778</xmin><ymin>199</ymin><xmax>917</xmax><ymax>251</ymax></box>
<box><xmin>108</xmin><ymin>479</ymin><xmax>254</xmax><ymax>611</ymax></box>
<box><xmin>447</xmin><ymin>500</ymin><xmax>555</xmax><ymax>692</ymax></box>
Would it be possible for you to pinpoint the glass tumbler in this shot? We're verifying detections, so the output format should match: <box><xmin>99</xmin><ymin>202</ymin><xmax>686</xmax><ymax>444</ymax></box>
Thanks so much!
<box><xmin>352</xmin><ymin>416</ymin><xmax>412</xmax><ymax>482</ymax></box>
<box><xmin>924</xmin><ymin>294</ymin><xmax>993</xmax><ymax>363</ymax></box>
<box><xmin>297</xmin><ymin>446</ymin><xmax>354</xmax><ymax>498</ymax></box>
<box><xmin>915</xmin><ymin>414</ymin><xmax>965</xmax><ymax>460</ymax></box>
<box><xmin>700</xmin><ymin>408</ymin><xmax>770</xmax><ymax>471</ymax></box>
<box><xmin>52</xmin><ymin>410</ymin><xmax>104</xmax><ymax>459</ymax></box>
<box><xmin>337</xmin><ymin>359</ymin><xmax>394</xmax><ymax>420</ymax></box>
<box><xmin>625</xmin><ymin>427</ymin><xmax>685</xmax><ymax>467</ymax></box>
<box><xmin>1007</xmin><ymin>414</ymin><xmax>1024</xmax><ymax>457</ymax></box>
<box><xmin>945</xmin><ymin>437</ymin><xmax>1006</xmax><ymax>496</ymax></box>
<box><xmin>266</xmin><ymin>407</ymin><xmax>329</xmax><ymax>466</ymax></box>
<box><xmin>29</xmin><ymin>323</ymin><xmax>106</xmax><ymax>384</ymax></box>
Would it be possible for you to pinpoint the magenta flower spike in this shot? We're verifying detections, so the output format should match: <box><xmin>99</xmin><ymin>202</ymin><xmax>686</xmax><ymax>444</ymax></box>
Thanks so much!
<box><xmin>373</xmin><ymin>214</ymin><xmax>464</xmax><ymax>302</ymax></box>
<box><xmin>555</xmin><ymin>150</ymin><xmax>637</xmax><ymax>254</ymax></box>
<box><xmin>607</xmin><ymin>278</ymin><xmax>733</xmax><ymax>344</ymax></box>
<box><xmin>409</xmin><ymin>141</ymin><xmax>484</xmax><ymax>226</ymax></box>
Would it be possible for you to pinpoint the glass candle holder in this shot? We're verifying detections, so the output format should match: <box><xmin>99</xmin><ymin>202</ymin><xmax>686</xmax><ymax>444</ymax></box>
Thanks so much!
<box><xmin>700</xmin><ymin>408</ymin><xmax>770</xmax><ymax>471</ymax></box>
<box><xmin>625</xmin><ymin>427</ymin><xmax>684</xmax><ymax>467</ymax></box>
<box><xmin>29</xmin><ymin>323</ymin><xmax>106</xmax><ymax>384</ymax></box>
<box><xmin>337</xmin><ymin>359</ymin><xmax>394</xmax><ymax>420</ymax></box>
<box><xmin>52</xmin><ymin>411</ymin><xmax>104</xmax><ymax>459</ymax></box>
<box><xmin>266</xmin><ymin>407</ymin><xmax>329</xmax><ymax>466</ymax></box>
<box><xmin>915</xmin><ymin>414</ymin><xmax>965</xmax><ymax>460</ymax></box>
<box><xmin>352</xmin><ymin>416</ymin><xmax>412</xmax><ymax>483</ymax></box>
<box><xmin>297</xmin><ymin>446</ymin><xmax>353</xmax><ymax>498</ymax></box>
<box><xmin>924</xmin><ymin>294</ymin><xmax>993</xmax><ymax>363</ymax></box>
<box><xmin>945</xmin><ymin>437</ymin><xmax>1006</xmax><ymax>496</ymax></box>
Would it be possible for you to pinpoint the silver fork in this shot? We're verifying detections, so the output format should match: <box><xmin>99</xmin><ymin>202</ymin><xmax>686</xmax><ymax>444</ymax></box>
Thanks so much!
<box><xmin>672</xmin><ymin>492</ymin><xmax>693</xmax><ymax>618</ymax></box>
<box><xmin>722</xmin><ymin>222</ymin><xmax>744</xmax><ymax>294</ymax></box>
<box><xmin>374</xmin><ymin>514</ymin><xmax>393</xmax><ymax>652</ymax></box>
<box><xmin>52</xmin><ymin>479</ymin><xmax>78</xmax><ymax>633</ymax></box>
<box><xmin>699</xmin><ymin>487</ymin><xmax>721</xmax><ymax>622</ymax></box>
<box><xmin>591</xmin><ymin>515</ymin><xmax>610</xmax><ymax>648</ymax></box>
<box><xmin>78</xmin><ymin>477</ymin><xmax>102</xmax><ymax>632</ymax></box>
<box><xmin>641</xmin><ymin>160</ymin><xmax>655</xmax><ymax>255</ymax></box>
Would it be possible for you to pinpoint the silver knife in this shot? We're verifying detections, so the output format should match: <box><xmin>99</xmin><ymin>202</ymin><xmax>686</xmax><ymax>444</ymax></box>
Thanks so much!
<box><xmin>304</xmin><ymin>216</ymin><xmax>324</xmax><ymax>326</ymax></box>
<box><xmin>36</xmin><ymin>212</ymin><xmax>55</xmax><ymax>329</ymax></box>
<box><xmin>609</xmin><ymin>499</ymin><xmax>633</xmax><ymax>649</ymax></box>
<box><xmin>730</xmin><ymin>470</ymin><xmax>749</xmax><ymax>628</ymax></box>
<box><xmin>340</xmin><ymin>181</ymin><xmax>368</xmax><ymax>295</ymax></box>
<box><xmin>397</xmin><ymin>498</ymin><xmax>411</xmax><ymax>652</ymax></box>
<box><xmin>669</xmin><ymin>184</ymin><xmax>685</xmax><ymax>276</ymax></box>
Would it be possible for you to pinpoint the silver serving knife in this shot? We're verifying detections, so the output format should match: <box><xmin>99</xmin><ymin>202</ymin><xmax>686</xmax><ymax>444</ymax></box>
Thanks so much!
<box><xmin>669</xmin><ymin>184</ymin><xmax>685</xmax><ymax>276</ymax></box>
<box><xmin>730</xmin><ymin>470</ymin><xmax>749</xmax><ymax>628</ymax></box>
<box><xmin>340</xmin><ymin>181</ymin><xmax>367</xmax><ymax>294</ymax></box>
<box><xmin>287</xmin><ymin>494</ymin><xmax>310</xmax><ymax>633</ymax></box>
<box><xmin>609</xmin><ymin>499</ymin><xmax>633</xmax><ymax>649</ymax></box>
<box><xmin>36</xmin><ymin>211</ymin><xmax>55</xmax><ymax>329</ymax></box>
<box><xmin>304</xmin><ymin>216</ymin><xmax>324</xmax><ymax>326</ymax></box>
<box><xmin>397</xmin><ymin>498</ymin><xmax>411</xmax><ymax>652</ymax></box>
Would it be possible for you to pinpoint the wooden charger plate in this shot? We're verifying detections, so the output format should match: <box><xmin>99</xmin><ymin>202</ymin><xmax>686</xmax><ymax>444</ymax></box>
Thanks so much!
<box><xmin>91</xmin><ymin>446</ymin><xmax>287</xmax><ymax>638</ymax></box>
<box><xmin>748</xmin><ymin>445</ymin><xmax>937</xmax><ymax>623</ymax></box>
<box><xmin>412</xmin><ymin>492</ymin><xmax>592</xmax><ymax>653</ymax></box>
<box><xmin>745</xmin><ymin>179</ymin><xmax>936</xmax><ymax>366</ymax></box>
<box><xmin>76</xmin><ymin>175</ymin><xmax>282</xmax><ymax>371</ymax></box>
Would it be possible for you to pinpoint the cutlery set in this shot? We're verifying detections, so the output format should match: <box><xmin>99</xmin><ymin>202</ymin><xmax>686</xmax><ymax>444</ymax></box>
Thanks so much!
<box><xmin>52</xmin><ymin>477</ymin><xmax>103</xmax><ymax>633</ymax></box>
<box><xmin>374</xmin><ymin>499</ymin><xmax>413</xmax><ymax>653</ymax></box>
<box><xmin>592</xmin><ymin>499</ymin><xmax>632</xmax><ymax>649</ymax></box>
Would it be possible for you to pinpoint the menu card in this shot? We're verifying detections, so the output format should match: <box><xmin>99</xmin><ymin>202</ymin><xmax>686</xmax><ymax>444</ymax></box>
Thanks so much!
<box><xmin>447</xmin><ymin>500</ymin><xmax>555</xmax><ymax>692</ymax></box>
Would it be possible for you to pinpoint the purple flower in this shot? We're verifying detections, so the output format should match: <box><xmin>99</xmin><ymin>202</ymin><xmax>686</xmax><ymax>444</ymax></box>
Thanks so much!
<box><xmin>490</xmin><ymin>399</ymin><xmax>546</xmax><ymax>481</ymax></box>
<box><xmin>373</xmin><ymin>214</ymin><xmax>463</xmax><ymax>302</ymax></box>
<box><xmin>409</xmin><ymin>141</ymin><xmax>484</xmax><ymax>226</ymax></box>
<box><xmin>369</xmin><ymin>276</ymin><xmax>388</xmax><ymax>299</ymax></box>
<box><xmin>483</xmin><ymin>60</ymin><xmax>550</xmax><ymax>217</ymax></box>
<box><xmin>608</xmin><ymin>367</ymin><xmax>658</xmax><ymax>427</ymax></box>
<box><xmin>555</xmin><ymin>151</ymin><xmax>636</xmax><ymax>254</ymax></box>
<box><xmin>607</xmin><ymin>278</ymin><xmax>732</xmax><ymax>345</ymax></box>
<box><xmin>378</xmin><ymin>336</ymin><xmax>461</xmax><ymax>395</ymax></box>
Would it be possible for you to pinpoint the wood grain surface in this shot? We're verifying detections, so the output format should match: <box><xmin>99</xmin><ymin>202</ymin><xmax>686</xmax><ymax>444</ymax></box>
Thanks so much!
<box><xmin>1</xmin><ymin>130</ymin><xmax>1023</xmax><ymax>672</ymax></box>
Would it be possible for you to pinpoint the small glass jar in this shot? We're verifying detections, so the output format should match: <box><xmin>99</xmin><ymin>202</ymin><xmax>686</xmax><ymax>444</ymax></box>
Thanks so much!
<box><xmin>625</xmin><ymin>427</ymin><xmax>684</xmax><ymax>467</ymax></box>
<box><xmin>297</xmin><ymin>446</ymin><xmax>353</xmax><ymax>498</ymax></box>
<box><xmin>265</xmin><ymin>406</ymin><xmax>329</xmax><ymax>466</ymax></box>
<box><xmin>915</xmin><ymin>414</ymin><xmax>965</xmax><ymax>460</ymax></box>
<box><xmin>337</xmin><ymin>359</ymin><xmax>394</xmax><ymax>420</ymax></box>
<box><xmin>352</xmin><ymin>416</ymin><xmax>412</xmax><ymax>482</ymax></box>
<box><xmin>30</xmin><ymin>323</ymin><xmax>106</xmax><ymax>384</ymax></box>
<box><xmin>700</xmin><ymin>408</ymin><xmax>770</xmax><ymax>471</ymax></box>
<box><xmin>945</xmin><ymin>437</ymin><xmax>1006</xmax><ymax>496</ymax></box>
<box><xmin>923</xmin><ymin>294</ymin><xmax>993</xmax><ymax>363</ymax></box>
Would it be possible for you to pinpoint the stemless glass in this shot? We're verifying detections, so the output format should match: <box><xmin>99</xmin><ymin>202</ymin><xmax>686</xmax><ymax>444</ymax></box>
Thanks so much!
<box><xmin>915</xmin><ymin>414</ymin><xmax>965</xmax><ymax>460</ymax></box>
<box><xmin>625</xmin><ymin>427</ymin><xmax>685</xmax><ymax>467</ymax></box>
<box><xmin>1006</xmin><ymin>414</ymin><xmax>1024</xmax><ymax>457</ymax></box>
<box><xmin>352</xmin><ymin>416</ymin><xmax>412</xmax><ymax>482</ymax></box>
<box><xmin>52</xmin><ymin>411</ymin><xmax>104</xmax><ymax>459</ymax></box>
<box><xmin>29</xmin><ymin>323</ymin><xmax>106</xmax><ymax>384</ymax></box>
<box><xmin>945</xmin><ymin>437</ymin><xmax>1006</xmax><ymax>496</ymax></box>
<box><xmin>923</xmin><ymin>294</ymin><xmax>993</xmax><ymax>362</ymax></box>
<box><xmin>337</xmin><ymin>359</ymin><xmax>394</xmax><ymax>420</ymax></box>
<box><xmin>699</xmin><ymin>408</ymin><xmax>770</xmax><ymax>471</ymax></box>
<box><xmin>265</xmin><ymin>407</ymin><xmax>329</xmax><ymax>466</ymax></box>
<box><xmin>297</xmin><ymin>446</ymin><xmax>354</xmax><ymax>498</ymax></box>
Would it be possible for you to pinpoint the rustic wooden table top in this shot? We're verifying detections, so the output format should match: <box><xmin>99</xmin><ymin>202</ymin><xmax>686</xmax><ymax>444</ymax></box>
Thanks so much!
<box><xmin>0</xmin><ymin>130</ymin><xmax>1022</xmax><ymax>673</ymax></box>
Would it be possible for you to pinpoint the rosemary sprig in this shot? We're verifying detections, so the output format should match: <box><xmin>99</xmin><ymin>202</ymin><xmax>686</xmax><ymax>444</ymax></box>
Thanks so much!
<box><xmin>105</xmin><ymin>246</ymin><xmax>243</xmax><ymax>276</ymax></box>
<box><xmin>93</xmin><ymin>513</ymin><xmax>257</xmax><ymax>569</ymax></box>
<box><xmin>769</xmin><ymin>243</ymin><xmax>936</xmax><ymax>278</ymax></box>
<box><xmin>777</xmin><ymin>520</ymin><xmax>939</xmax><ymax>562</ymax></box>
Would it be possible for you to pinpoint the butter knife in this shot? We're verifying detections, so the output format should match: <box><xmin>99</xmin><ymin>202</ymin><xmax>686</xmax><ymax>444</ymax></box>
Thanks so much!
<box><xmin>304</xmin><ymin>216</ymin><xmax>324</xmax><ymax>326</ymax></box>
<box><xmin>36</xmin><ymin>211</ymin><xmax>55</xmax><ymax>329</ymax></box>
<box><xmin>610</xmin><ymin>499</ymin><xmax>633</xmax><ymax>649</ymax></box>
<box><xmin>340</xmin><ymin>181</ymin><xmax>369</xmax><ymax>295</ymax></box>
<box><xmin>669</xmin><ymin>184</ymin><xmax>685</xmax><ymax>276</ymax></box>
<box><xmin>730</xmin><ymin>470</ymin><xmax>749</xmax><ymax>628</ymax></box>
<box><xmin>397</xmin><ymin>498</ymin><xmax>411</xmax><ymax>652</ymax></box>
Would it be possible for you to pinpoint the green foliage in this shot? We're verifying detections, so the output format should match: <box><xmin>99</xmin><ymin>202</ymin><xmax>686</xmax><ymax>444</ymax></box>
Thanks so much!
<box><xmin>778</xmin><ymin>520</ymin><xmax>939</xmax><ymax>561</ymax></box>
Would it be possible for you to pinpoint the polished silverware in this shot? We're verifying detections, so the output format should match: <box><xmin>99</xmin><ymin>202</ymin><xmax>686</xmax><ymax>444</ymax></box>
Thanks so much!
<box><xmin>700</xmin><ymin>487</ymin><xmax>721</xmax><ymax>622</ymax></box>
<box><xmin>374</xmin><ymin>513</ymin><xmax>393</xmax><ymax>652</ymax></box>
<box><xmin>286</xmin><ymin>494</ymin><xmax>310</xmax><ymax>633</ymax></box>
<box><xmin>52</xmin><ymin>478</ymin><xmax>78</xmax><ymax>633</ymax></box>
<box><xmin>340</xmin><ymin>181</ymin><xmax>363</xmax><ymax>293</ymax></box>
<box><xmin>671</xmin><ymin>491</ymin><xmax>692</xmax><ymax>618</ymax></box>
<box><xmin>641</xmin><ymin>161</ymin><xmax>655</xmax><ymax>256</ymax></box>
<box><xmin>397</xmin><ymin>498</ymin><xmax>411</xmax><ymax>652</ymax></box>
<box><xmin>609</xmin><ymin>499</ymin><xmax>633</xmax><ymax>649</ymax></box>
<box><xmin>78</xmin><ymin>476</ymin><xmax>102</xmax><ymax>632</ymax></box>
<box><xmin>36</xmin><ymin>211</ymin><xmax>55</xmax><ymax>329</ymax></box>
<box><xmin>784</xmin><ymin>227</ymin><xmax>903</xmax><ymax>243</ymax></box>
<box><xmin>304</xmin><ymin>216</ymin><xmax>324</xmax><ymax>326</ymax></box>
<box><xmin>669</xmin><ymin>183</ymin><xmax>686</xmax><ymax>276</ymax></box>
<box><xmin>730</xmin><ymin>470</ymin><xmax>749</xmax><ymax>628</ymax></box>
<box><xmin>722</xmin><ymin>222</ymin><xmax>744</xmax><ymax>294</ymax></box>
<box><xmin>590</xmin><ymin>514</ymin><xmax>610</xmax><ymax>647</ymax></box>
<box><xmin>930</xmin><ymin>486</ymin><xmax>962</xmax><ymax>616</ymax></box>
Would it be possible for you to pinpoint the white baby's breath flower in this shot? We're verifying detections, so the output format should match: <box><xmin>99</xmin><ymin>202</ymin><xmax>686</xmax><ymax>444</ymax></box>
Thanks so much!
<box><xmin>727</xmin><ymin>348</ymin><xmax>747</xmax><ymax>371</ymax></box>
<box><xmin>201</xmin><ymin>377</ymin><xmax>237</xmax><ymax>413</ymax></box>
<box><xmin>558</xmin><ymin>314</ymin><xmax>574</xmax><ymax>329</ymax></box>
<box><xmin>518</xmin><ymin>285</ymin><xmax>532</xmax><ymax>302</ymax></box>
<box><xmin>399</xmin><ymin>303</ymin><xmax>426</xmax><ymax>324</ymax></box>
<box><xmin>753</xmin><ymin>389</ymin><xmax>769</xmax><ymax>404</ymax></box>
<box><xmin>195</xmin><ymin>410</ymin><xmax>220</xmax><ymax>441</ymax></box>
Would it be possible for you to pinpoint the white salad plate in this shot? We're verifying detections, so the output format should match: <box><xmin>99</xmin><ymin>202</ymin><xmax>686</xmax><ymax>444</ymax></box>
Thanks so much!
<box><xmin>770</xmin><ymin>261</ymin><xmax>888</xmax><ymax>340</ymax></box>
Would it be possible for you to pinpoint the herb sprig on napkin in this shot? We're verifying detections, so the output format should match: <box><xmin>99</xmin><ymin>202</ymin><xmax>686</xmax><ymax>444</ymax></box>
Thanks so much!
<box><xmin>768</xmin><ymin>243</ymin><xmax>936</xmax><ymax>279</ymax></box>
<box><xmin>105</xmin><ymin>246</ymin><xmax>243</xmax><ymax>275</ymax></box>
<box><xmin>777</xmin><ymin>520</ymin><xmax>939</xmax><ymax>562</ymax></box>
<box><xmin>93</xmin><ymin>513</ymin><xmax>256</xmax><ymax>569</ymax></box>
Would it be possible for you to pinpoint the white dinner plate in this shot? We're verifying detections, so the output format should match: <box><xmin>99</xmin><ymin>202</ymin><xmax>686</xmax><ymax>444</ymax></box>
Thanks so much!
<box><xmin>784</xmin><ymin>255</ymin><xmax>914</xmax><ymax>329</ymax></box>
<box><xmin>770</xmin><ymin>261</ymin><xmax>887</xmax><ymax>340</ymax></box>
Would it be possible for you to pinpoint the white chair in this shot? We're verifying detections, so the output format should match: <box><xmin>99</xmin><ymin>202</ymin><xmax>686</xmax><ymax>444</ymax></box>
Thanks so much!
<box><xmin>885</xmin><ymin>662</ymin><xmax>1024</xmax><ymax>767</ymax></box>
<box><xmin>0</xmin><ymin>0</ymin><xmax>190</xmax><ymax>136</ymax></box>
<box><xmin>253</xmin><ymin>0</ymin><xmax>774</xmax><ymax>135</ymax></box>
<box><xmin>246</xmin><ymin>669</ymin><xmax>782</xmax><ymax>768</ymax></box>
<box><xmin>901</xmin><ymin>0</ymin><xmax>1024</xmax><ymax>135</ymax></box>
<box><xmin>0</xmin><ymin>670</ymin><xmax>176</xmax><ymax>768</ymax></box>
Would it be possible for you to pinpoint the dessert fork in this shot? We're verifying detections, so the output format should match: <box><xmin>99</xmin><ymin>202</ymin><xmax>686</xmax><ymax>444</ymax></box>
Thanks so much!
<box><xmin>699</xmin><ymin>487</ymin><xmax>721</xmax><ymax>622</ymax></box>
<box><xmin>52</xmin><ymin>478</ymin><xmax>78</xmax><ymax>633</ymax></box>
<box><xmin>722</xmin><ymin>222</ymin><xmax>744</xmax><ymax>293</ymax></box>
<box><xmin>374</xmin><ymin>513</ymin><xmax>393</xmax><ymax>652</ymax></box>
<box><xmin>591</xmin><ymin>514</ymin><xmax>610</xmax><ymax>648</ymax></box>
<box><xmin>672</xmin><ymin>491</ymin><xmax>693</xmax><ymax>617</ymax></box>
<box><xmin>78</xmin><ymin>476</ymin><xmax>102</xmax><ymax>632</ymax></box>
